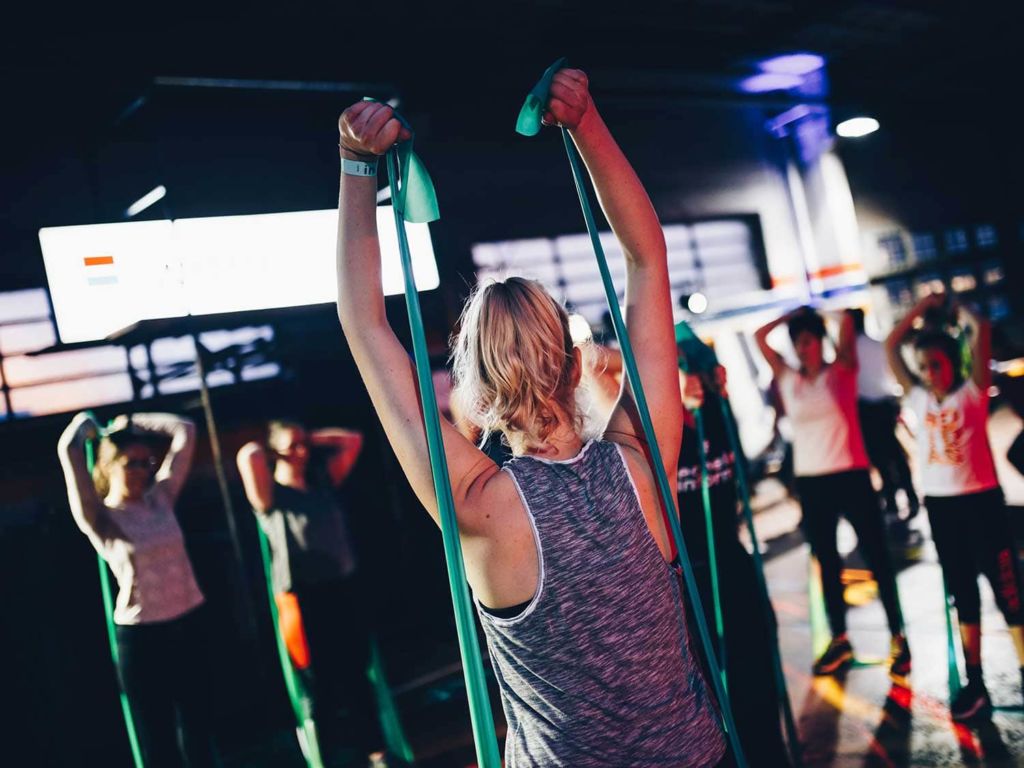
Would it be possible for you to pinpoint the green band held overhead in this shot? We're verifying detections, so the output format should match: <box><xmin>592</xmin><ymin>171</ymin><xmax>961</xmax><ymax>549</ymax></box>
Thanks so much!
<box><xmin>383</xmin><ymin>146</ymin><xmax>502</xmax><ymax>768</ymax></box>
<box><xmin>516</xmin><ymin>59</ymin><xmax>748</xmax><ymax>768</ymax></box>
<box><xmin>362</xmin><ymin>98</ymin><xmax>439</xmax><ymax>223</ymax></box>
<box><xmin>515</xmin><ymin>57</ymin><xmax>567</xmax><ymax>136</ymax></box>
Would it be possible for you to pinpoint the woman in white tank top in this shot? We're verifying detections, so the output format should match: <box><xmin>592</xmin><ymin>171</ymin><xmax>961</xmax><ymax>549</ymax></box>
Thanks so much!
<box><xmin>755</xmin><ymin>307</ymin><xmax>910</xmax><ymax>680</ymax></box>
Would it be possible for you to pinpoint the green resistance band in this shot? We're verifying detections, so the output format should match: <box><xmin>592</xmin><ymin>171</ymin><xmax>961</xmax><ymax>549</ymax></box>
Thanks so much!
<box><xmin>676</xmin><ymin>324</ymin><xmax>803</xmax><ymax>767</ymax></box>
<box><xmin>942</xmin><ymin>578</ymin><xmax>963</xmax><ymax>702</ymax></box>
<box><xmin>518</xmin><ymin>61</ymin><xmax>747</xmax><ymax>768</ymax></box>
<box><xmin>367</xmin><ymin>638</ymin><xmax>416</xmax><ymax>763</ymax></box>
<box><xmin>693</xmin><ymin>407</ymin><xmax>728</xmax><ymax>693</ymax></box>
<box><xmin>377</xmin><ymin>106</ymin><xmax>502</xmax><ymax>768</ymax></box>
<box><xmin>255</xmin><ymin>525</ymin><xmax>324</xmax><ymax>768</ymax></box>
<box><xmin>83</xmin><ymin>414</ymin><xmax>145</xmax><ymax>768</ymax></box>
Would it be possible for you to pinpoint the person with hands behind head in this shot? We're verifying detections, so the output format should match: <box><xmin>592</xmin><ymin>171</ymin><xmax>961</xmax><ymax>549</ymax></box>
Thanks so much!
<box><xmin>57</xmin><ymin>411</ymin><xmax>217</xmax><ymax>768</ymax></box>
<box><xmin>336</xmin><ymin>68</ymin><xmax>727</xmax><ymax>767</ymax></box>
<box><xmin>755</xmin><ymin>307</ymin><xmax>910</xmax><ymax>679</ymax></box>
<box><xmin>887</xmin><ymin>292</ymin><xmax>1024</xmax><ymax>722</ymax></box>
<box><xmin>236</xmin><ymin>421</ymin><xmax>388</xmax><ymax>764</ymax></box>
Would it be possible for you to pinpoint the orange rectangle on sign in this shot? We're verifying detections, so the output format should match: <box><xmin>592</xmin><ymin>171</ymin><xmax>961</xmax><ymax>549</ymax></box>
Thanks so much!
<box><xmin>83</xmin><ymin>255</ymin><xmax>114</xmax><ymax>267</ymax></box>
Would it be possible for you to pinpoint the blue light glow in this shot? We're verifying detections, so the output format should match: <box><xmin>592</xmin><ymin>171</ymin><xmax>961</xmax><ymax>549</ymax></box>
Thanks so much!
<box><xmin>759</xmin><ymin>53</ymin><xmax>825</xmax><ymax>76</ymax></box>
<box><xmin>740</xmin><ymin>73</ymin><xmax>803</xmax><ymax>93</ymax></box>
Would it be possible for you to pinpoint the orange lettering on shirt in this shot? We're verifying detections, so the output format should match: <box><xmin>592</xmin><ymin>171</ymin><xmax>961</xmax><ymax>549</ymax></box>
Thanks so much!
<box><xmin>925</xmin><ymin>407</ymin><xmax>966</xmax><ymax>466</ymax></box>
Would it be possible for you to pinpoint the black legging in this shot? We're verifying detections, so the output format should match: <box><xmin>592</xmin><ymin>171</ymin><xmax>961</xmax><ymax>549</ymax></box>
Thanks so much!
<box><xmin>115</xmin><ymin>604</ymin><xmax>217</xmax><ymax>768</ymax></box>
<box><xmin>927</xmin><ymin>488</ymin><xmax>1024</xmax><ymax>626</ymax></box>
<box><xmin>293</xmin><ymin>574</ymin><xmax>384</xmax><ymax>755</ymax></box>
<box><xmin>858</xmin><ymin>399</ymin><xmax>919</xmax><ymax>517</ymax></box>
<box><xmin>796</xmin><ymin>469</ymin><xmax>903</xmax><ymax>637</ymax></box>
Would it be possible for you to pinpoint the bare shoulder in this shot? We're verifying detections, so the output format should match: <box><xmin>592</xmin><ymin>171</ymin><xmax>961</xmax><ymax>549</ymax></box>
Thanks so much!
<box><xmin>458</xmin><ymin>460</ymin><xmax>529</xmax><ymax>537</ymax></box>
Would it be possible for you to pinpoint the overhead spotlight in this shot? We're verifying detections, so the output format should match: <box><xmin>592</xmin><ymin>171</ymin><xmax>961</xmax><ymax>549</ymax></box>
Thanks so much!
<box><xmin>686</xmin><ymin>292</ymin><xmax>709</xmax><ymax>315</ymax></box>
<box><xmin>125</xmin><ymin>185</ymin><xmax>167</xmax><ymax>218</ymax></box>
<box><xmin>836</xmin><ymin>117</ymin><xmax>879</xmax><ymax>138</ymax></box>
<box><xmin>568</xmin><ymin>313</ymin><xmax>593</xmax><ymax>344</ymax></box>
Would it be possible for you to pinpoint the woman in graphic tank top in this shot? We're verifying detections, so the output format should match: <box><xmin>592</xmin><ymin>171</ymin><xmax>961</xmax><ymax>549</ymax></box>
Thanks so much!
<box><xmin>887</xmin><ymin>293</ymin><xmax>1024</xmax><ymax>722</ymax></box>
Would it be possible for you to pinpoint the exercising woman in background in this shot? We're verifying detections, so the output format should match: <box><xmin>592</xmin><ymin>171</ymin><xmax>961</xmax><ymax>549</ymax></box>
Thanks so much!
<box><xmin>58</xmin><ymin>411</ymin><xmax>217</xmax><ymax>768</ymax></box>
<box><xmin>336</xmin><ymin>67</ymin><xmax>726</xmax><ymax>766</ymax></box>
<box><xmin>887</xmin><ymin>293</ymin><xmax>1024</xmax><ymax>721</ymax></box>
<box><xmin>237</xmin><ymin>421</ymin><xmax>385</xmax><ymax>761</ymax></box>
<box><xmin>755</xmin><ymin>307</ymin><xmax>910</xmax><ymax>678</ymax></box>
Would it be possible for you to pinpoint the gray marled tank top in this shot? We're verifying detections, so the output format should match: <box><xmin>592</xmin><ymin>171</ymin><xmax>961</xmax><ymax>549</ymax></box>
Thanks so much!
<box><xmin>478</xmin><ymin>440</ymin><xmax>726</xmax><ymax>767</ymax></box>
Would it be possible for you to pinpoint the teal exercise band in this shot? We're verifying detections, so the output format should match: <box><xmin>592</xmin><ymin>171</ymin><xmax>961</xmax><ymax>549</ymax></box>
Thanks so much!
<box><xmin>943</xmin><ymin>578</ymin><xmax>963</xmax><ymax>702</ymax></box>
<box><xmin>254</xmin><ymin>525</ymin><xmax>325</xmax><ymax>768</ymax></box>
<box><xmin>694</xmin><ymin>409</ymin><xmax>728</xmax><ymax>693</ymax></box>
<box><xmin>83</xmin><ymin>416</ymin><xmax>145</xmax><ymax>768</ymax></box>
<box><xmin>381</xmin><ymin>113</ymin><xmax>502</xmax><ymax>768</ymax></box>
<box><xmin>518</xmin><ymin>61</ymin><xmax>747</xmax><ymax>767</ymax></box>
<box><xmin>676</xmin><ymin>324</ymin><xmax>803</xmax><ymax>767</ymax></box>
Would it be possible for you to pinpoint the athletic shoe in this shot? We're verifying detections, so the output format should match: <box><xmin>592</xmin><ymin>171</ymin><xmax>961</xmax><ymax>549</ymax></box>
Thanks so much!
<box><xmin>813</xmin><ymin>636</ymin><xmax>854</xmax><ymax>676</ymax></box>
<box><xmin>889</xmin><ymin>634</ymin><xmax>912</xmax><ymax>678</ymax></box>
<box><xmin>950</xmin><ymin>679</ymin><xmax>992</xmax><ymax>722</ymax></box>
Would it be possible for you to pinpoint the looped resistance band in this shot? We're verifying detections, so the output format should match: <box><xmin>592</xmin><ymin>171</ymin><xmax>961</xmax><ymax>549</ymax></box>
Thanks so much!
<box><xmin>377</xmin><ymin>107</ymin><xmax>502</xmax><ymax>768</ymax></box>
<box><xmin>517</xmin><ymin>60</ymin><xmax>748</xmax><ymax>767</ymax></box>
<box><xmin>83</xmin><ymin>413</ymin><xmax>145</xmax><ymax>768</ymax></box>
<box><xmin>362</xmin><ymin>98</ymin><xmax>439</xmax><ymax>224</ymax></box>
<box><xmin>676</xmin><ymin>324</ymin><xmax>803</xmax><ymax>767</ymax></box>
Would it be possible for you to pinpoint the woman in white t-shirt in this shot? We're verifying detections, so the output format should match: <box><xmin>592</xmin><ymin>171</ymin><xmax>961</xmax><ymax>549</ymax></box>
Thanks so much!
<box><xmin>886</xmin><ymin>293</ymin><xmax>1024</xmax><ymax>722</ymax></box>
<box><xmin>756</xmin><ymin>307</ymin><xmax>909</xmax><ymax>678</ymax></box>
<box><xmin>58</xmin><ymin>411</ymin><xmax>217</xmax><ymax>766</ymax></box>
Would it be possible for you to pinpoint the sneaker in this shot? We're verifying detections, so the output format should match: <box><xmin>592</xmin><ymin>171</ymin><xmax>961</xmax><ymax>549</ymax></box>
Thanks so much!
<box><xmin>813</xmin><ymin>635</ymin><xmax>854</xmax><ymax>676</ymax></box>
<box><xmin>951</xmin><ymin>679</ymin><xmax>992</xmax><ymax>722</ymax></box>
<box><xmin>889</xmin><ymin>634</ymin><xmax>912</xmax><ymax>678</ymax></box>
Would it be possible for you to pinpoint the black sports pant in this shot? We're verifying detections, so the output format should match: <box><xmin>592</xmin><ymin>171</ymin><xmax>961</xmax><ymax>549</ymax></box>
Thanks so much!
<box><xmin>293</xmin><ymin>575</ymin><xmax>384</xmax><ymax>755</ymax></box>
<box><xmin>858</xmin><ymin>399</ymin><xmax>919</xmax><ymax>516</ymax></box>
<box><xmin>115</xmin><ymin>605</ymin><xmax>217</xmax><ymax>768</ymax></box>
<box><xmin>927</xmin><ymin>488</ymin><xmax>1024</xmax><ymax>626</ymax></box>
<box><xmin>796</xmin><ymin>469</ymin><xmax>903</xmax><ymax>637</ymax></box>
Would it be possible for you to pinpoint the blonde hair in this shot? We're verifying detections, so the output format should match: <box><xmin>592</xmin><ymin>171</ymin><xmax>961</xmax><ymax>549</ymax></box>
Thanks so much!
<box><xmin>451</xmin><ymin>277</ymin><xmax>593</xmax><ymax>453</ymax></box>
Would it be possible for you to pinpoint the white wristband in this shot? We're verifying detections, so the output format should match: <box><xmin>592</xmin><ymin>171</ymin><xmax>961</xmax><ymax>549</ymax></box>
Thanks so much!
<box><xmin>341</xmin><ymin>157</ymin><xmax>378</xmax><ymax>177</ymax></box>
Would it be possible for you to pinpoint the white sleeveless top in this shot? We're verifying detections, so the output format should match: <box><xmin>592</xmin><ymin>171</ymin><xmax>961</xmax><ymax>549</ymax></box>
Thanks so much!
<box><xmin>777</xmin><ymin>364</ymin><xmax>869</xmax><ymax>477</ymax></box>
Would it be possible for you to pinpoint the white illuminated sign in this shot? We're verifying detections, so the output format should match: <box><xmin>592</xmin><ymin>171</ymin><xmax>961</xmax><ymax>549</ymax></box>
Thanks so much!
<box><xmin>39</xmin><ymin>208</ymin><xmax>439</xmax><ymax>343</ymax></box>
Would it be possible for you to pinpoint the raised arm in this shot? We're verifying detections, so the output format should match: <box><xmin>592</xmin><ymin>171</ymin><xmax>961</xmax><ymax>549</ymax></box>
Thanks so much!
<box><xmin>958</xmin><ymin>303</ymin><xmax>992</xmax><ymax>389</ymax></box>
<box><xmin>885</xmin><ymin>294</ymin><xmax>943</xmax><ymax>393</ymax></box>
<box><xmin>834</xmin><ymin>310</ymin><xmax>858</xmax><ymax>371</ymax></box>
<box><xmin>754</xmin><ymin>310</ymin><xmax>795</xmax><ymax>377</ymax></box>
<box><xmin>551</xmin><ymin>70</ymin><xmax>680</xmax><ymax>472</ymax></box>
<box><xmin>309</xmin><ymin>427</ymin><xmax>363</xmax><ymax>486</ymax></box>
<box><xmin>120</xmin><ymin>413</ymin><xmax>196</xmax><ymax>503</ymax></box>
<box><xmin>335</xmin><ymin>102</ymin><xmax>499</xmax><ymax>535</ymax></box>
<box><xmin>57</xmin><ymin>411</ymin><xmax>106</xmax><ymax>538</ymax></box>
<box><xmin>237</xmin><ymin>441</ymin><xmax>274</xmax><ymax>514</ymax></box>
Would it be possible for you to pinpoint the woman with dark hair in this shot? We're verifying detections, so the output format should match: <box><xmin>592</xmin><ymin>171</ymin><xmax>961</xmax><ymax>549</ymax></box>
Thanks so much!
<box><xmin>887</xmin><ymin>293</ymin><xmax>1024</xmax><ymax>721</ymax></box>
<box><xmin>755</xmin><ymin>307</ymin><xmax>910</xmax><ymax>677</ymax></box>
<box><xmin>236</xmin><ymin>421</ymin><xmax>386</xmax><ymax>763</ymax></box>
<box><xmin>58</xmin><ymin>411</ymin><xmax>217</xmax><ymax>768</ymax></box>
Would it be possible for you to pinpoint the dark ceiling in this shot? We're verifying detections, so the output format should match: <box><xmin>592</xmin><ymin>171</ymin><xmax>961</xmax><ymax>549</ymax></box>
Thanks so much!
<box><xmin>2</xmin><ymin>1</ymin><xmax>1019</xmax><ymax>285</ymax></box>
